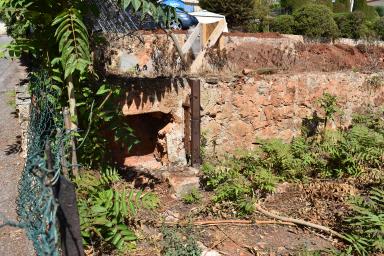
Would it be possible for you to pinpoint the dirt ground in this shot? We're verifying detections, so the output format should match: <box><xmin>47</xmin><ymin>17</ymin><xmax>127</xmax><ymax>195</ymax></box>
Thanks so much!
<box><xmin>227</xmin><ymin>42</ymin><xmax>384</xmax><ymax>74</ymax></box>
<box><xmin>0</xmin><ymin>35</ymin><xmax>34</xmax><ymax>255</ymax></box>
<box><xmin>118</xmin><ymin>174</ymin><xmax>359</xmax><ymax>256</ymax></box>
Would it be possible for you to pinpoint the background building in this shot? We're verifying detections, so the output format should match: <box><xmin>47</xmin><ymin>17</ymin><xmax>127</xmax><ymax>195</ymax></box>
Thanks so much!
<box><xmin>367</xmin><ymin>0</ymin><xmax>384</xmax><ymax>6</ymax></box>
<box><xmin>183</xmin><ymin>0</ymin><xmax>201</xmax><ymax>12</ymax></box>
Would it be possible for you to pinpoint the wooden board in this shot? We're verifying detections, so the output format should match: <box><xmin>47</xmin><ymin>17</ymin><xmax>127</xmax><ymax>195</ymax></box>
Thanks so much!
<box><xmin>182</xmin><ymin>23</ymin><xmax>201</xmax><ymax>54</ymax></box>
<box><xmin>190</xmin><ymin>19</ymin><xmax>225</xmax><ymax>73</ymax></box>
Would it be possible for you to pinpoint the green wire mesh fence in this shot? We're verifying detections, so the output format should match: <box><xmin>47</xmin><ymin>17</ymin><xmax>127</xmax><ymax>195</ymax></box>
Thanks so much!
<box><xmin>15</xmin><ymin>72</ymin><xmax>67</xmax><ymax>256</ymax></box>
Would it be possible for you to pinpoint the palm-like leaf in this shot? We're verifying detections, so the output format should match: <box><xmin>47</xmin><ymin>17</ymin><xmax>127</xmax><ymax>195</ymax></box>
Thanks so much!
<box><xmin>52</xmin><ymin>8</ymin><xmax>91</xmax><ymax>79</ymax></box>
<box><xmin>120</xmin><ymin>0</ymin><xmax>176</xmax><ymax>26</ymax></box>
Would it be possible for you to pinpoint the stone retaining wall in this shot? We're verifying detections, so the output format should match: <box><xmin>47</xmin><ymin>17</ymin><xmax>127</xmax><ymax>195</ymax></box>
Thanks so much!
<box><xmin>200</xmin><ymin>71</ymin><xmax>384</xmax><ymax>156</ymax></box>
<box><xmin>100</xmin><ymin>32</ymin><xmax>384</xmax><ymax>78</ymax></box>
<box><xmin>15</xmin><ymin>83</ymin><xmax>31</xmax><ymax>158</ymax></box>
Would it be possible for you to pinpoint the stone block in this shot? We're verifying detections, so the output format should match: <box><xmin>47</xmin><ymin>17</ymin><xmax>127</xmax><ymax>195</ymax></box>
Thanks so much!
<box><xmin>166</xmin><ymin>174</ymin><xmax>200</xmax><ymax>198</ymax></box>
<box><xmin>197</xmin><ymin>242</ymin><xmax>221</xmax><ymax>256</ymax></box>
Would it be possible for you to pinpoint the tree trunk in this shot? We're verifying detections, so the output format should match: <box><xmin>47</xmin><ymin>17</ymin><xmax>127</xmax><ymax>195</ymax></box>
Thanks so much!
<box><xmin>66</xmin><ymin>75</ymin><xmax>78</xmax><ymax>130</ymax></box>
<box><xmin>350</xmin><ymin>0</ymin><xmax>354</xmax><ymax>12</ymax></box>
<box><xmin>66</xmin><ymin>76</ymin><xmax>79</xmax><ymax>177</ymax></box>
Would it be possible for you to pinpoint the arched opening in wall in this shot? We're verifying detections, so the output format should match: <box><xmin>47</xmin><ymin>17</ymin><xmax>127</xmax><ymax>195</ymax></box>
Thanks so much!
<box><xmin>124</xmin><ymin>111</ymin><xmax>173</xmax><ymax>169</ymax></box>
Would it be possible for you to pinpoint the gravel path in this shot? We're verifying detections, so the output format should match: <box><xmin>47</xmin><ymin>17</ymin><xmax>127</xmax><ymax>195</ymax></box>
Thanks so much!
<box><xmin>0</xmin><ymin>35</ymin><xmax>34</xmax><ymax>255</ymax></box>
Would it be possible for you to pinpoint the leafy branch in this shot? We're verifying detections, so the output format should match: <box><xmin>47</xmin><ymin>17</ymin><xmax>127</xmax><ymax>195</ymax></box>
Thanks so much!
<box><xmin>120</xmin><ymin>0</ymin><xmax>177</xmax><ymax>27</ymax></box>
<box><xmin>52</xmin><ymin>8</ymin><xmax>91</xmax><ymax>79</ymax></box>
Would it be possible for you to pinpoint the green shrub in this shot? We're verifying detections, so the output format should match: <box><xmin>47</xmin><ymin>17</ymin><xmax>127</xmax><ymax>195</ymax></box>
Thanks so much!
<box><xmin>343</xmin><ymin>188</ymin><xmax>384</xmax><ymax>255</ymax></box>
<box><xmin>271</xmin><ymin>15</ymin><xmax>295</xmax><ymax>34</ymax></box>
<box><xmin>358</xmin><ymin>22</ymin><xmax>377</xmax><ymax>40</ymax></box>
<box><xmin>254</xmin><ymin>0</ymin><xmax>274</xmax><ymax>32</ymax></box>
<box><xmin>202</xmin><ymin>153</ymin><xmax>279</xmax><ymax>215</ymax></box>
<box><xmin>374</xmin><ymin>17</ymin><xmax>384</xmax><ymax>40</ymax></box>
<box><xmin>182</xmin><ymin>189</ymin><xmax>202</xmax><ymax>204</ymax></box>
<box><xmin>362</xmin><ymin>6</ymin><xmax>380</xmax><ymax>22</ymax></box>
<box><xmin>162</xmin><ymin>227</ymin><xmax>202</xmax><ymax>256</ymax></box>
<box><xmin>353</xmin><ymin>0</ymin><xmax>379</xmax><ymax>21</ymax></box>
<box><xmin>333</xmin><ymin>13</ymin><xmax>351</xmax><ymax>38</ymax></box>
<box><xmin>199</xmin><ymin>0</ymin><xmax>256</xmax><ymax>27</ymax></box>
<box><xmin>333</xmin><ymin>0</ymin><xmax>350</xmax><ymax>13</ymax></box>
<box><xmin>376</xmin><ymin>6</ymin><xmax>384</xmax><ymax>17</ymax></box>
<box><xmin>246</xmin><ymin>22</ymin><xmax>261</xmax><ymax>33</ymax></box>
<box><xmin>250</xmin><ymin>168</ymin><xmax>281</xmax><ymax>193</ymax></box>
<box><xmin>320</xmin><ymin>125</ymin><xmax>384</xmax><ymax>178</ymax></box>
<box><xmin>316</xmin><ymin>0</ymin><xmax>333</xmax><ymax>9</ymax></box>
<box><xmin>75</xmin><ymin>169</ymin><xmax>136</xmax><ymax>251</ymax></box>
<box><xmin>334</xmin><ymin>12</ymin><xmax>368</xmax><ymax>39</ymax></box>
<box><xmin>318</xmin><ymin>92</ymin><xmax>338</xmax><ymax>129</ymax></box>
<box><xmin>318</xmin><ymin>106</ymin><xmax>384</xmax><ymax>178</ymax></box>
<box><xmin>75</xmin><ymin>169</ymin><xmax>159</xmax><ymax>252</ymax></box>
<box><xmin>293</xmin><ymin>4</ymin><xmax>339</xmax><ymax>39</ymax></box>
<box><xmin>202</xmin><ymin>102</ymin><xmax>384</xmax><ymax>216</ymax></box>
<box><xmin>352</xmin><ymin>109</ymin><xmax>384</xmax><ymax>135</ymax></box>
<box><xmin>280</xmin><ymin>0</ymin><xmax>308</xmax><ymax>12</ymax></box>
<box><xmin>281</xmin><ymin>0</ymin><xmax>333</xmax><ymax>13</ymax></box>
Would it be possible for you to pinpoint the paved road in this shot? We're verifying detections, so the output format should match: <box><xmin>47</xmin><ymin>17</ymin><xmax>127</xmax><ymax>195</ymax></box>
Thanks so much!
<box><xmin>0</xmin><ymin>35</ymin><xmax>34</xmax><ymax>255</ymax></box>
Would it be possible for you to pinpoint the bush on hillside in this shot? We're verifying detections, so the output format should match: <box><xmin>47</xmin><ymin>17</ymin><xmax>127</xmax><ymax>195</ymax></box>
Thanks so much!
<box><xmin>199</xmin><ymin>0</ymin><xmax>255</xmax><ymax>27</ymax></box>
<box><xmin>376</xmin><ymin>6</ymin><xmax>384</xmax><ymax>17</ymax></box>
<box><xmin>270</xmin><ymin>15</ymin><xmax>295</xmax><ymax>34</ymax></box>
<box><xmin>253</xmin><ymin>0</ymin><xmax>274</xmax><ymax>32</ymax></box>
<box><xmin>280</xmin><ymin>0</ymin><xmax>308</xmax><ymax>12</ymax></box>
<box><xmin>202</xmin><ymin>106</ymin><xmax>384</xmax><ymax>217</ymax></box>
<box><xmin>343</xmin><ymin>188</ymin><xmax>384</xmax><ymax>255</ymax></box>
<box><xmin>281</xmin><ymin>0</ymin><xmax>332</xmax><ymax>13</ymax></box>
<box><xmin>333</xmin><ymin>0</ymin><xmax>350</xmax><ymax>13</ymax></box>
<box><xmin>374</xmin><ymin>17</ymin><xmax>384</xmax><ymax>40</ymax></box>
<box><xmin>334</xmin><ymin>11</ymin><xmax>366</xmax><ymax>39</ymax></box>
<box><xmin>333</xmin><ymin>3</ymin><xmax>348</xmax><ymax>13</ymax></box>
<box><xmin>358</xmin><ymin>21</ymin><xmax>377</xmax><ymax>40</ymax></box>
<box><xmin>316</xmin><ymin>0</ymin><xmax>333</xmax><ymax>9</ymax></box>
<box><xmin>293</xmin><ymin>4</ymin><xmax>339</xmax><ymax>39</ymax></box>
<box><xmin>353</xmin><ymin>0</ymin><xmax>380</xmax><ymax>21</ymax></box>
<box><xmin>353</xmin><ymin>0</ymin><xmax>365</xmax><ymax>11</ymax></box>
<box><xmin>363</xmin><ymin>6</ymin><xmax>380</xmax><ymax>21</ymax></box>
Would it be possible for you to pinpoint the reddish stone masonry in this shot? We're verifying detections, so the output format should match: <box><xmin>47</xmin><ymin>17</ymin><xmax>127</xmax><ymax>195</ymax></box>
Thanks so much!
<box><xmin>97</xmin><ymin>33</ymin><xmax>384</xmax><ymax>169</ymax></box>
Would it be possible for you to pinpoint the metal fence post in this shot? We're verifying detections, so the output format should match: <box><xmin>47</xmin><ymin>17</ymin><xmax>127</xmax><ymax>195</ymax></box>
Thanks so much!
<box><xmin>189</xmin><ymin>79</ymin><xmax>201</xmax><ymax>167</ymax></box>
<box><xmin>55</xmin><ymin>176</ymin><xmax>85</xmax><ymax>256</ymax></box>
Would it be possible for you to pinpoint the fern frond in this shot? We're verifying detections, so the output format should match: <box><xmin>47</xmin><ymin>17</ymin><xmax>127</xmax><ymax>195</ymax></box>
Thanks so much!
<box><xmin>100</xmin><ymin>168</ymin><xmax>121</xmax><ymax>184</ymax></box>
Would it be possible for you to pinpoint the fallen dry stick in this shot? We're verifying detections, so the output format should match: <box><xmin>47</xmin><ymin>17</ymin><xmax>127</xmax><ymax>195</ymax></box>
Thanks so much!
<box><xmin>254</xmin><ymin>204</ymin><xmax>347</xmax><ymax>241</ymax></box>
<box><xmin>164</xmin><ymin>219</ymin><xmax>295</xmax><ymax>226</ymax></box>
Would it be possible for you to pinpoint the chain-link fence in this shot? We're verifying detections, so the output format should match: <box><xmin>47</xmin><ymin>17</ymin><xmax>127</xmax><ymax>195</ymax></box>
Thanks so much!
<box><xmin>16</xmin><ymin>72</ymin><xmax>67</xmax><ymax>255</ymax></box>
<box><xmin>0</xmin><ymin>72</ymin><xmax>78</xmax><ymax>255</ymax></box>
